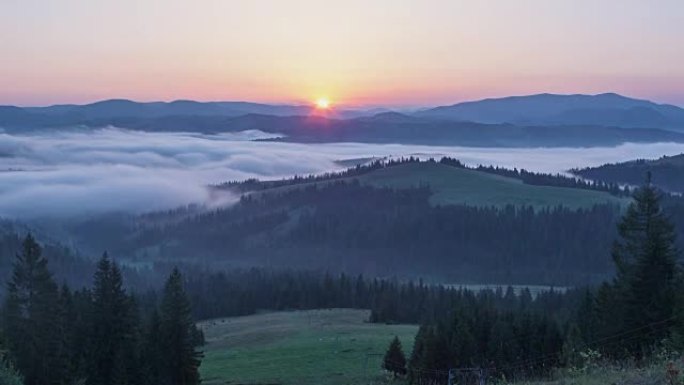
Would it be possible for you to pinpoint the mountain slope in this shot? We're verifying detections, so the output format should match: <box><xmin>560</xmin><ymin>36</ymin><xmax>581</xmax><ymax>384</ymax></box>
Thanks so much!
<box><xmin>418</xmin><ymin>93</ymin><xmax>684</xmax><ymax>131</ymax></box>
<box><xmin>110</xmin><ymin>161</ymin><xmax>628</xmax><ymax>284</ymax></box>
<box><xmin>572</xmin><ymin>153</ymin><xmax>684</xmax><ymax>193</ymax></box>
<box><xmin>236</xmin><ymin>160</ymin><xmax>625</xmax><ymax>209</ymax></box>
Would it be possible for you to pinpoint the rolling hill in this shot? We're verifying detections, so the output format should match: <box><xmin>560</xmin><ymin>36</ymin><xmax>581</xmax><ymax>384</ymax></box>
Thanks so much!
<box><xmin>91</xmin><ymin>160</ymin><xmax>634</xmax><ymax>285</ymax></box>
<box><xmin>241</xmin><ymin>160</ymin><xmax>625</xmax><ymax>209</ymax></box>
<box><xmin>354</xmin><ymin>162</ymin><xmax>625</xmax><ymax>209</ymax></box>
<box><xmin>572</xmin><ymin>153</ymin><xmax>684</xmax><ymax>193</ymax></box>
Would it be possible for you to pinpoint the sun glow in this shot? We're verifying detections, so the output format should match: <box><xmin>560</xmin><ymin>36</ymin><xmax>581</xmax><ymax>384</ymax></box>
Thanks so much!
<box><xmin>315</xmin><ymin>98</ymin><xmax>331</xmax><ymax>109</ymax></box>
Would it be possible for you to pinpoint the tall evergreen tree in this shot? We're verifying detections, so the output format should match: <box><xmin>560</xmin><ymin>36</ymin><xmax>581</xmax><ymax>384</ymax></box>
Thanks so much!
<box><xmin>142</xmin><ymin>310</ymin><xmax>163</xmax><ymax>385</ymax></box>
<box><xmin>87</xmin><ymin>253</ymin><xmax>138</xmax><ymax>385</ymax></box>
<box><xmin>383</xmin><ymin>336</ymin><xmax>407</xmax><ymax>378</ymax></box>
<box><xmin>2</xmin><ymin>234</ymin><xmax>62</xmax><ymax>385</ymax></box>
<box><xmin>159</xmin><ymin>268</ymin><xmax>202</xmax><ymax>385</ymax></box>
<box><xmin>612</xmin><ymin>174</ymin><xmax>680</xmax><ymax>355</ymax></box>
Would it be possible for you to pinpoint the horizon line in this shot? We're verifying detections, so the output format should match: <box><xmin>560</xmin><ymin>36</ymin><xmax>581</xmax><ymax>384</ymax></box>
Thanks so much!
<box><xmin>3</xmin><ymin>91</ymin><xmax>683</xmax><ymax>110</ymax></box>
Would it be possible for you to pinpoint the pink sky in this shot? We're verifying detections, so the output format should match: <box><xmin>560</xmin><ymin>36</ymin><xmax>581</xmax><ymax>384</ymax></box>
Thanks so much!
<box><xmin>1</xmin><ymin>0</ymin><xmax>683</xmax><ymax>107</ymax></box>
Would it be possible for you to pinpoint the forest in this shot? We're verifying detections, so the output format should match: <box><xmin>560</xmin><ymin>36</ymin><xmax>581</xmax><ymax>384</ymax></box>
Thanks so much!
<box><xmin>0</xmin><ymin>237</ymin><xmax>203</xmax><ymax>385</ymax></box>
<box><xmin>2</xmin><ymin>179</ymin><xmax>681</xmax><ymax>384</ymax></box>
<box><xmin>124</xmin><ymin>181</ymin><xmax>684</xmax><ymax>285</ymax></box>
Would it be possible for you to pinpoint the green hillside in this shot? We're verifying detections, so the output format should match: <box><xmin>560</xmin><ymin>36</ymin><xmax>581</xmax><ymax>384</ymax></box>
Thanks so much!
<box><xmin>357</xmin><ymin>162</ymin><xmax>625</xmax><ymax>209</ymax></box>
<box><xmin>199</xmin><ymin>309</ymin><xmax>417</xmax><ymax>385</ymax></box>
<box><xmin>251</xmin><ymin>162</ymin><xmax>625</xmax><ymax>210</ymax></box>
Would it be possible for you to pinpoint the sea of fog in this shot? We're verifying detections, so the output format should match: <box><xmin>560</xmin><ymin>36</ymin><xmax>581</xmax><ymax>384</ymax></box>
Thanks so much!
<box><xmin>2</xmin><ymin>127</ymin><xmax>684</xmax><ymax>218</ymax></box>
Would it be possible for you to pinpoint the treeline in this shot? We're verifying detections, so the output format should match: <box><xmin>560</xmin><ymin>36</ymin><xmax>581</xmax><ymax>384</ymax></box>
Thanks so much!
<box><xmin>0</xmin><ymin>236</ymin><xmax>203</xmax><ymax>385</ymax></box>
<box><xmin>216</xmin><ymin>156</ymin><xmax>628</xmax><ymax>196</ymax></box>
<box><xmin>180</xmin><ymin>260</ymin><xmax>587</xmax><ymax>382</ymax></box>
<box><xmin>130</xmin><ymin>180</ymin><xmax>624</xmax><ymax>284</ymax></box>
<box><xmin>403</xmin><ymin>180</ymin><xmax>684</xmax><ymax>384</ymax></box>
<box><xmin>441</xmin><ymin>157</ymin><xmax>626</xmax><ymax>196</ymax></box>
<box><xmin>213</xmin><ymin>156</ymin><xmax>412</xmax><ymax>193</ymax></box>
<box><xmin>571</xmin><ymin>154</ymin><xmax>684</xmax><ymax>193</ymax></box>
<box><xmin>179</xmin><ymin>266</ymin><xmax>575</xmax><ymax>323</ymax></box>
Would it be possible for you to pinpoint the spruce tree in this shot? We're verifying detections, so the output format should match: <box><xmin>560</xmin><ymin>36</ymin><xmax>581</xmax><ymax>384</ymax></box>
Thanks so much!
<box><xmin>2</xmin><ymin>234</ymin><xmax>61</xmax><ymax>385</ymax></box>
<box><xmin>383</xmin><ymin>336</ymin><xmax>407</xmax><ymax>378</ymax></box>
<box><xmin>612</xmin><ymin>174</ymin><xmax>680</xmax><ymax>355</ymax></box>
<box><xmin>159</xmin><ymin>268</ymin><xmax>202</xmax><ymax>385</ymax></box>
<box><xmin>142</xmin><ymin>310</ymin><xmax>163</xmax><ymax>385</ymax></box>
<box><xmin>87</xmin><ymin>253</ymin><xmax>138</xmax><ymax>385</ymax></box>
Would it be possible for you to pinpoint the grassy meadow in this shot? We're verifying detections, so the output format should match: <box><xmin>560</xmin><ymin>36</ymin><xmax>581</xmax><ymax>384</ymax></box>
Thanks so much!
<box><xmin>198</xmin><ymin>309</ymin><xmax>418</xmax><ymax>385</ymax></box>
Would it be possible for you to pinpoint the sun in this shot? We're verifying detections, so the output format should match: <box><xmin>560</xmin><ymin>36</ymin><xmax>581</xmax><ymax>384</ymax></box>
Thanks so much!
<box><xmin>315</xmin><ymin>98</ymin><xmax>330</xmax><ymax>109</ymax></box>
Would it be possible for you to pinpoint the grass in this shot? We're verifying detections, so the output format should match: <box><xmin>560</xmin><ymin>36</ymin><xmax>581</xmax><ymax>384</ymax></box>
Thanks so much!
<box><xmin>198</xmin><ymin>309</ymin><xmax>418</xmax><ymax>385</ymax></box>
<box><xmin>356</xmin><ymin>162</ymin><xmax>625</xmax><ymax>210</ymax></box>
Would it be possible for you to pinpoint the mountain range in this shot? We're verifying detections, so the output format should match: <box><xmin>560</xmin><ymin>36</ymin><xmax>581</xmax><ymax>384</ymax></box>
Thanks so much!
<box><xmin>417</xmin><ymin>93</ymin><xmax>684</xmax><ymax>130</ymax></box>
<box><xmin>2</xmin><ymin>93</ymin><xmax>684</xmax><ymax>147</ymax></box>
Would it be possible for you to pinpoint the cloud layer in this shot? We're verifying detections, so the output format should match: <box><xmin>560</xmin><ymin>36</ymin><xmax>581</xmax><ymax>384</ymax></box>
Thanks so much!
<box><xmin>2</xmin><ymin>128</ymin><xmax>684</xmax><ymax>218</ymax></box>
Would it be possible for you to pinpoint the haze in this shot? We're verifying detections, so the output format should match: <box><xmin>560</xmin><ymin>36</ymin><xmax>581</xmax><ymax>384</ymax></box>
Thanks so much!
<box><xmin>1</xmin><ymin>0</ymin><xmax>683</xmax><ymax>107</ymax></box>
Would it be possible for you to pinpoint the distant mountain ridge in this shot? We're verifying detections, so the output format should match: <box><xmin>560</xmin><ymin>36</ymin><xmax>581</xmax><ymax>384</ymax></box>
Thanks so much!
<box><xmin>13</xmin><ymin>98</ymin><xmax>392</xmax><ymax>121</ymax></box>
<box><xmin>417</xmin><ymin>93</ymin><xmax>684</xmax><ymax>131</ymax></box>
<box><xmin>3</xmin><ymin>93</ymin><xmax>684</xmax><ymax>147</ymax></box>
<box><xmin>23</xmin><ymin>99</ymin><xmax>313</xmax><ymax>118</ymax></box>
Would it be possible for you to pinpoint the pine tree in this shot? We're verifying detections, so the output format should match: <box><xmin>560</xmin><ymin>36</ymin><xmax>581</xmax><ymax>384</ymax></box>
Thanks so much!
<box><xmin>612</xmin><ymin>174</ymin><xmax>680</xmax><ymax>356</ymax></box>
<box><xmin>450</xmin><ymin>317</ymin><xmax>477</xmax><ymax>368</ymax></box>
<box><xmin>408</xmin><ymin>326</ymin><xmax>428</xmax><ymax>384</ymax></box>
<box><xmin>2</xmin><ymin>234</ymin><xmax>61</xmax><ymax>385</ymax></box>
<box><xmin>87</xmin><ymin>253</ymin><xmax>138</xmax><ymax>385</ymax></box>
<box><xmin>576</xmin><ymin>289</ymin><xmax>597</xmax><ymax>344</ymax></box>
<box><xmin>54</xmin><ymin>285</ymin><xmax>76</xmax><ymax>385</ymax></box>
<box><xmin>383</xmin><ymin>336</ymin><xmax>407</xmax><ymax>378</ymax></box>
<box><xmin>142</xmin><ymin>310</ymin><xmax>163</xmax><ymax>385</ymax></box>
<box><xmin>159</xmin><ymin>268</ymin><xmax>203</xmax><ymax>385</ymax></box>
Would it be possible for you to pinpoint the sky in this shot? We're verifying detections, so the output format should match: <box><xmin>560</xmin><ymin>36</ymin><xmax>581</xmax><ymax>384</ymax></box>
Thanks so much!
<box><xmin>1</xmin><ymin>0</ymin><xmax>683</xmax><ymax>107</ymax></box>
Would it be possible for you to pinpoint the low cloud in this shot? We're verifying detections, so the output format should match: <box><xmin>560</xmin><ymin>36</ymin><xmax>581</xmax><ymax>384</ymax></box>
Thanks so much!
<box><xmin>1</xmin><ymin>127</ymin><xmax>684</xmax><ymax>218</ymax></box>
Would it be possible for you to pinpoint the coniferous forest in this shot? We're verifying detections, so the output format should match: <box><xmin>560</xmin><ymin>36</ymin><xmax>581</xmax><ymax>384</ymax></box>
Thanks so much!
<box><xmin>0</xmin><ymin>236</ymin><xmax>203</xmax><ymax>385</ymax></box>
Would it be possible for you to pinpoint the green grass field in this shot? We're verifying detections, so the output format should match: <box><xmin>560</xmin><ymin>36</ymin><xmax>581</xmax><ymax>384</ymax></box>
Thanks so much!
<box><xmin>198</xmin><ymin>309</ymin><xmax>418</xmax><ymax>385</ymax></box>
<box><xmin>357</xmin><ymin>162</ymin><xmax>625</xmax><ymax>209</ymax></box>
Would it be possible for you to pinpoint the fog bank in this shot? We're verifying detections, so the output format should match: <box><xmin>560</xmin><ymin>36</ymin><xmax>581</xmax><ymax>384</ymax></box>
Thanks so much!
<box><xmin>2</xmin><ymin>128</ymin><xmax>683</xmax><ymax>218</ymax></box>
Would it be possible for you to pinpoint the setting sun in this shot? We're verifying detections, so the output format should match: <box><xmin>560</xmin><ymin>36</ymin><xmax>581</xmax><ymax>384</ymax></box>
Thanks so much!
<box><xmin>315</xmin><ymin>98</ymin><xmax>330</xmax><ymax>109</ymax></box>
